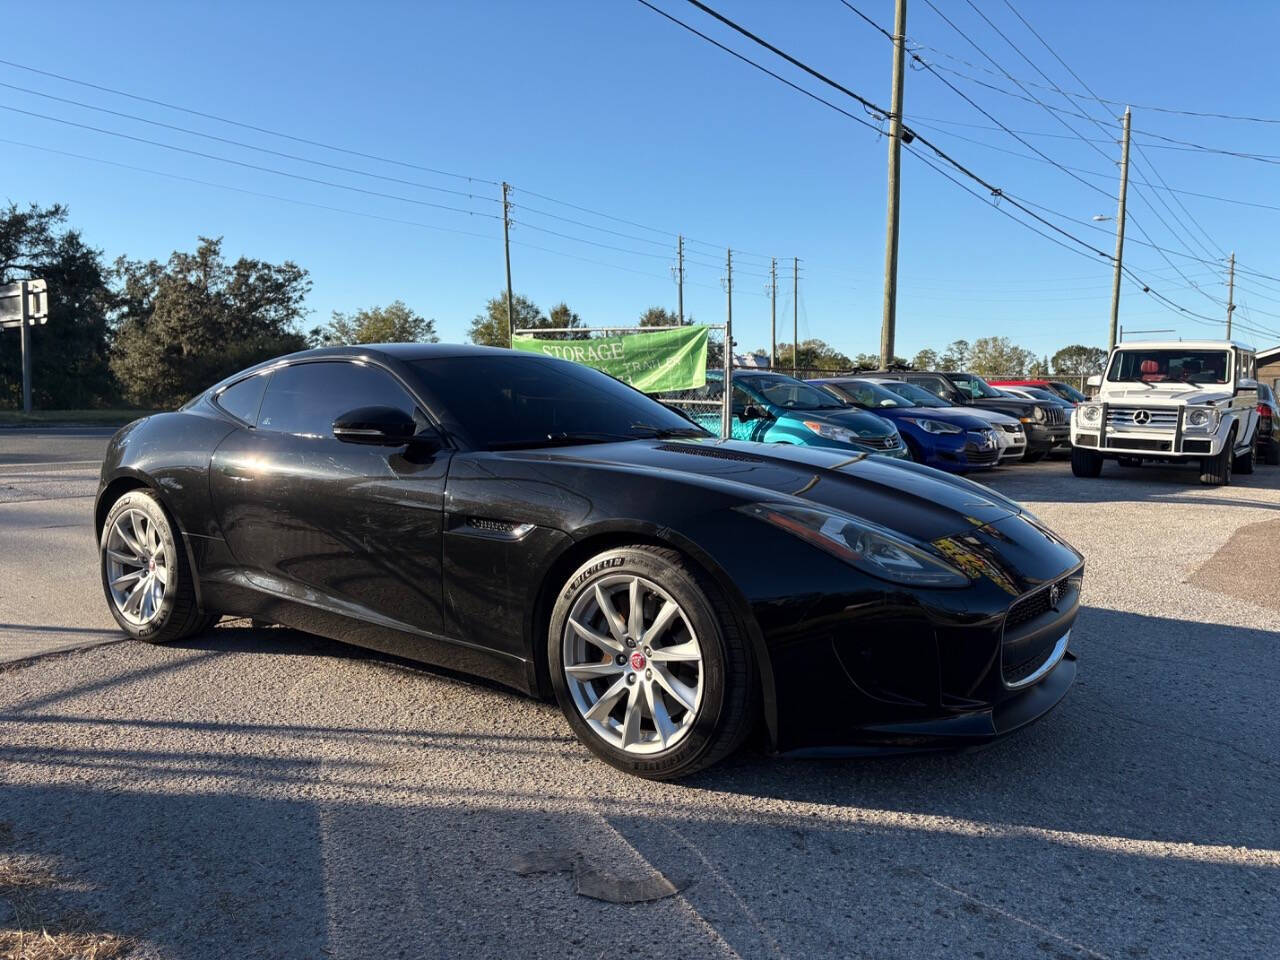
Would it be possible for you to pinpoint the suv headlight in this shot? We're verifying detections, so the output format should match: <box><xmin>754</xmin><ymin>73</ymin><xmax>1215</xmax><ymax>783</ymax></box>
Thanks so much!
<box><xmin>901</xmin><ymin>417</ymin><xmax>963</xmax><ymax>435</ymax></box>
<box><xmin>1032</xmin><ymin>406</ymin><xmax>1047</xmax><ymax>421</ymax></box>
<box><xmin>1186</xmin><ymin>407</ymin><xmax>1218</xmax><ymax>429</ymax></box>
<box><xmin>735</xmin><ymin>502</ymin><xmax>970</xmax><ymax>587</ymax></box>
<box><xmin>1079</xmin><ymin>404</ymin><xmax>1101</xmax><ymax>423</ymax></box>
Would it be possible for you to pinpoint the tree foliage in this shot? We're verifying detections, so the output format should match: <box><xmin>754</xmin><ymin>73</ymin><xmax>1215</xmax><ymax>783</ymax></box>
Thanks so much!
<box><xmin>311</xmin><ymin>300</ymin><xmax>437</xmax><ymax>346</ymax></box>
<box><xmin>967</xmin><ymin>336</ymin><xmax>1035</xmax><ymax>377</ymax></box>
<box><xmin>469</xmin><ymin>293</ymin><xmax>586</xmax><ymax>345</ymax></box>
<box><xmin>110</xmin><ymin>237</ymin><xmax>310</xmax><ymax>408</ymax></box>
<box><xmin>638</xmin><ymin>306</ymin><xmax>689</xmax><ymax>327</ymax></box>
<box><xmin>912</xmin><ymin>348</ymin><xmax>939</xmax><ymax>370</ymax></box>
<box><xmin>1052</xmin><ymin>344</ymin><xmax>1107</xmax><ymax>375</ymax></box>
<box><xmin>774</xmin><ymin>338</ymin><xmax>853</xmax><ymax>372</ymax></box>
<box><xmin>939</xmin><ymin>339</ymin><xmax>972</xmax><ymax>371</ymax></box>
<box><xmin>0</xmin><ymin>203</ymin><xmax>116</xmax><ymax>408</ymax></box>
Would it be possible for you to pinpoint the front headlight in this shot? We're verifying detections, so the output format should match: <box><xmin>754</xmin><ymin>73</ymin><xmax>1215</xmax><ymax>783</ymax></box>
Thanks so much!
<box><xmin>801</xmin><ymin>420</ymin><xmax>859</xmax><ymax>444</ymax></box>
<box><xmin>1186</xmin><ymin>407</ymin><xmax>1217</xmax><ymax>429</ymax></box>
<box><xmin>902</xmin><ymin>417</ymin><xmax>963</xmax><ymax>435</ymax></box>
<box><xmin>1032</xmin><ymin>406</ymin><xmax>1047</xmax><ymax>422</ymax></box>
<box><xmin>734</xmin><ymin>502</ymin><xmax>970</xmax><ymax>588</ymax></box>
<box><xmin>1080</xmin><ymin>404</ymin><xmax>1101</xmax><ymax>423</ymax></box>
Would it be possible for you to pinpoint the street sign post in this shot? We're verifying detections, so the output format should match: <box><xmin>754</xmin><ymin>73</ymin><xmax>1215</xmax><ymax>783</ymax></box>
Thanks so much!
<box><xmin>1</xmin><ymin>279</ymin><xmax>50</xmax><ymax>414</ymax></box>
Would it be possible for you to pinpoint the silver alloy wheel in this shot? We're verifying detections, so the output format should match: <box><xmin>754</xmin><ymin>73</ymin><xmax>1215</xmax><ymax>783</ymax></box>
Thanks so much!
<box><xmin>562</xmin><ymin>573</ymin><xmax>704</xmax><ymax>755</ymax></box>
<box><xmin>104</xmin><ymin>508</ymin><xmax>169</xmax><ymax>626</ymax></box>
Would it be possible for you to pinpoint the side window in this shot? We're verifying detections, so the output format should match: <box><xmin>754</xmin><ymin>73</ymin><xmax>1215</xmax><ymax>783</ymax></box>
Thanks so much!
<box><xmin>215</xmin><ymin>372</ymin><xmax>269</xmax><ymax>425</ymax></box>
<box><xmin>730</xmin><ymin>384</ymin><xmax>756</xmax><ymax>415</ymax></box>
<box><xmin>917</xmin><ymin>376</ymin><xmax>948</xmax><ymax>399</ymax></box>
<box><xmin>257</xmin><ymin>361</ymin><xmax>419</xmax><ymax>438</ymax></box>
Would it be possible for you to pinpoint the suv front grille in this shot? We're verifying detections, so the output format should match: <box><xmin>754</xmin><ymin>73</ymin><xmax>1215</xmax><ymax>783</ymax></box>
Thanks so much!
<box><xmin>1106</xmin><ymin>406</ymin><xmax>1179</xmax><ymax>429</ymax></box>
<box><xmin>1043</xmin><ymin>406</ymin><xmax>1065</xmax><ymax>426</ymax></box>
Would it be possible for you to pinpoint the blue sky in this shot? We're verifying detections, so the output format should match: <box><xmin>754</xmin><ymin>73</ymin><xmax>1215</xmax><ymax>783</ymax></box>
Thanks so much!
<box><xmin>5</xmin><ymin>0</ymin><xmax>1280</xmax><ymax>358</ymax></box>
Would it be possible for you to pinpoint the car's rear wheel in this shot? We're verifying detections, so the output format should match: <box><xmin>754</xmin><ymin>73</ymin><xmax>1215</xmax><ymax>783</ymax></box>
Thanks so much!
<box><xmin>1200</xmin><ymin>430</ymin><xmax>1234</xmax><ymax>485</ymax></box>
<box><xmin>1071</xmin><ymin>447</ymin><xmax>1103</xmax><ymax>477</ymax></box>
<box><xmin>100</xmin><ymin>489</ymin><xmax>216</xmax><ymax>643</ymax></box>
<box><xmin>548</xmin><ymin>545</ymin><xmax>757</xmax><ymax>780</ymax></box>
<box><xmin>1266</xmin><ymin>438</ymin><xmax>1280</xmax><ymax>466</ymax></box>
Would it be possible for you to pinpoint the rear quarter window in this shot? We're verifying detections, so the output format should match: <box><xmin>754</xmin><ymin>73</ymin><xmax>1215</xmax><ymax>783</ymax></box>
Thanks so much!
<box><xmin>214</xmin><ymin>373</ymin><xmax>270</xmax><ymax>425</ymax></box>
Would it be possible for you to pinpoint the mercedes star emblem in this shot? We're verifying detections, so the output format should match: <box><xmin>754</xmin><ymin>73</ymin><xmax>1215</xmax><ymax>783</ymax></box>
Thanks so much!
<box><xmin>1132</xmin><ymin>409</ymin><xmax>1151</xmax><ymax>425</ymax></box>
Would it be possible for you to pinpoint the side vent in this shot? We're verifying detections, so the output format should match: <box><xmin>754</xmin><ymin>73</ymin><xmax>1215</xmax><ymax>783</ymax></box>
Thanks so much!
<box><xmin>457</xmin><ymin>517</ymin><xmax>536</xmax><ymax>541</ymax></box>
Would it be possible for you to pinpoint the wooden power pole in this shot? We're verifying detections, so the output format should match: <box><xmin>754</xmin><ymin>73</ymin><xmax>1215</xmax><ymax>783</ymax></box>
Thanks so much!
<box><xmin>879</xmin><ymin>0</ymin><xmax>908</xmax><ymax>369</ymax></box>
<box><xmin>792</xmin><ymin>257</ymin><xmax>799</xmax><ymax>377</ymax></box>
<box><xmin>677</xmin><ymin>234</ymin><xmax>685</xmax><ymax>324</ymax></box>
<box><xmin>723</xmin><ymin>249</ymin><xmax>734</xmax><ymax>440</ymax></box>
<box><xmin>769</xmin><ymin>257</ymin><xmax>777</xmax><ymax>370</ymax></box>
<box><xmin>502</xmin><ymin>181</ymin><xmax>515</xmax><ymax>346</ymax></box>
<box><xmin>1226</xmin><ymin>251</ymin><xmax>1235</xmax><ymax>339</ymax></box>
<box><xmin>1107</xmin><ymin>107</ymin><xmax>1131</xmax><ymax>353</ymax></box>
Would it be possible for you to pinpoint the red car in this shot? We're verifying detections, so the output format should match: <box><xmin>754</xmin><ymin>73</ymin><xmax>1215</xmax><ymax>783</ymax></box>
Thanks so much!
<box><xmin>988</xmin><ymin>379</ymin><xmax>1087</xmax><ymax>404</ymax></box>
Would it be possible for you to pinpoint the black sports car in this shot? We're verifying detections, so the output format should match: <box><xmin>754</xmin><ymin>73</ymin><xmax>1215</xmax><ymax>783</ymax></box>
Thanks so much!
<box><xmin>96</xmin><ymin>344</ymin><xmax>1083</xmax><ymax>779</ymax></box>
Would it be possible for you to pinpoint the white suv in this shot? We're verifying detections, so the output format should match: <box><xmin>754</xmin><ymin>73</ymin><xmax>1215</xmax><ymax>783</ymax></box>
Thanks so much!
<box><xmin>1070</xmin><ymin>340</ymin><xmax>1261</xmax><ymax>485</ymax></box>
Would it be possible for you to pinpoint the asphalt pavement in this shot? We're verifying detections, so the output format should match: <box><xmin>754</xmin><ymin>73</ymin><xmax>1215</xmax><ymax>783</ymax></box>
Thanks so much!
<box><xmin>1</xmin><ymin>431</ymin><xmax>1278</xmax><ymax>958</ymax></box>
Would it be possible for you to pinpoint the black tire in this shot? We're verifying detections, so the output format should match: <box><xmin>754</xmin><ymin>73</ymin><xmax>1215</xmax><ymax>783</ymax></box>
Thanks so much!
<box><xmin>1234</xmin><ymin>434</ymin><xmax>1255</xmax><ymax>475</ymax></box>
<box><xmin>902</xmin><ymin>435</ymin><xmax>924</xmax><ymax>464</ymax></box>
<box><xmin>99</xmin><ymin>489</ymin><xmax>216</xmax><ymax>643</ymax></box>
<box><xmin>548</xmin><ymin>545</ymin><xmax>758</xmax><ymax>780</ymax></box>
<box><xmin>1071</xmin><ymin>447</ymin><xmax>1103</xmax><ymax>477</ymax></box>
<box><xmin>1022</xmin><ymin>448</ymin><xmax>1047</xmax><ymax>463</ymax></box>
<box><xmin>1266</xmin><ymin>439</ymin><xmax>1280</xmax><ymax>466</ymax></box>
<box><xmin>1116</xmin><ymin>455</ymin><xmax>1143</xmax><ymax>468</ymax></box>
<box><xmin>1200</xmin><ymin>431</ymin><xmax>1234</xmax><ymax>486</ymax></box>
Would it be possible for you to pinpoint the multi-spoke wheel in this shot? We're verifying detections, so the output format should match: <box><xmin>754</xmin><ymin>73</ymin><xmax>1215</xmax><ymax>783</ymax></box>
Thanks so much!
<box><xmin>549</xmin><ymin>545</ymin><xmax>757</xmax><ymax>779</ymax></box>
<box><xmin>99</xmin><ymin>489</ymin><xmax>217</xmax><ymax>642</ymax></box>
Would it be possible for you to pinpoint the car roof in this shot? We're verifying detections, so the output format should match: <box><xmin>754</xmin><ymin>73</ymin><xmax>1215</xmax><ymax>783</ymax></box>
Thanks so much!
<box><xmin>277</xmin><ymin>343</ymin><xmax>524</xmax><ymax>363</ymax></box>
<box><xmin>1115</xmin><ymin>339</ymin><xmax>1253</xmax><ymax>351</ymax></box>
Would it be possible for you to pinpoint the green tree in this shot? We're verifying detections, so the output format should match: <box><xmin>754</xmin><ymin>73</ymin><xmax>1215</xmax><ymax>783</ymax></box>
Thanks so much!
<box><xmin>850</xmin><ymin>352</ymin><xmax>908</xmax><ymax>370</ymax></box>
<box><xmin>469</xmin><ymin>293</ymin><xmax>587</xmax><ymax>345</ymax></box>
<box><xmin>939</xmin><ymin>339</ymin><xmax>971</xmax><ymax>370</ymax></box>
<box><xmin>912</xmin><ymin>348</ymin><xmax>939</xmax><ymax>370</ymax></box>
<box><xmin>0</xmin><ymin>203</ymin><xmax>116</xmax><ymax>409</ymax></box>
<box><xmin>968</xmin><ymin>336</ymin><xmax>1035</xmax><ymax>377</ymax></box>
<box><xmin>1028</xmin><ymin>354</ymin><xmax>1051</xmax><ymax>377</ymax></box>
<box><xmin>639</xmin><ymin>306</ymin><xmax>690</xmax><ymax>327</ymax></box>
<box><xmin>110</xmin><ymin>237</ymin><xmax>309</xmax><ymax>408</ymax></box>
<box><xmin>775</xmin><ymin>338</ymin><xmax>853</xmax><ymax>373</ymax></box>
<box><xmin>1051</xmin><ymin>344</ymin><xmax>1107</xmax><ymax>375</ymax></box>
<box><xmin>311</xmin><ymin>300</ymin><xmax>437</xmax><ymax>346</ymax></box>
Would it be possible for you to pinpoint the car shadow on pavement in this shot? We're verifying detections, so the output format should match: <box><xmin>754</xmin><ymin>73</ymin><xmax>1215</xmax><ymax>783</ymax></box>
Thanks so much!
<box><xmin>988</xmin><ymin>461</ymin><xmax>1280</xmax><ymax>508</ymax></box>
<box><xmin>1</xmin><ymin>607</ymin><xmax>1276</xmax><ymax>958</ymax></box>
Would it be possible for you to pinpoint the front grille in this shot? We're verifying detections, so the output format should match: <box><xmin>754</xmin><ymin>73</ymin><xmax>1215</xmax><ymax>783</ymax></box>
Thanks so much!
<box><xmin>1107</xmin><ymin>437</ymin><xmax>1171</xmax><ymax>451</ymax></box>
<box><xmin>1001</xmin><ymin>574</ymin><xmax>1080</xmax><ymax>687</ymax></box>
<box><xmin>1043</xmin><ymin>406</ymin><xmax>1065</xmax><ymax>426</ymax></box>
<box><xmin>998</xmin><ymin>423</ymin><xmax>1022</xmax><ymax>434</ymax></box>
<box><xmin>963</xmin><ymin>446</ymin><xmax>1000</xmax><ymax>465</ymax></box>
<box><xmin>857</xmin><ymin>435</ymin><xmax>899</xmax><ymax>450</ymax></box>
<box><xmin>1106</xmin><ymin>405</ymin><xmax>1179</xmax><ymax>429</ymax></box>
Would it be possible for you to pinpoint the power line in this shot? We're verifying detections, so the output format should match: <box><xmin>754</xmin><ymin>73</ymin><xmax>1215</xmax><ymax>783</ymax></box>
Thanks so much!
<box><xmin>0</xmin><ymin>58</ymin><xmax>500</xmax><ymax>186</ymax></box>
<box><xmin>0</xmin><ymin>101</ymin><xmax>503</xmax><ymax>222</ymax></box>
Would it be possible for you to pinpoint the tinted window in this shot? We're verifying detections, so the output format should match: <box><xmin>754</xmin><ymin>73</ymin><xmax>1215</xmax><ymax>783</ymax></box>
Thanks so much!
<box><xmin>215</xmin><ymin>373</ymin><xmax>269</xmax><ymax>425</ymax></box>
<box><xmin>825</xmin><ymin>379</ymin><xmax>909</xmax><ymax>409</ymax></box>
<box><xmin>258</xmin><ymin>361</ymin><xmax>419</xmax><ymax>437</ymax></box>
<box><xmin>879</xmin><ymin>380</ymin><xmax>949</xmax><ymax>407</ymax></box>
<box><xmin>410</xmin><ymin>355</ymin><xmax>708</xmax><ymax>449</ymax></box>
<box><xmin>1107</xmin><ymin>349</ymin><xmax>1230</xmax><ymax>385</ymax></box>
<box><xmin>736</xmin><ymin>375</ymin><xmax>845</xmax><ymax>410</ymax></box>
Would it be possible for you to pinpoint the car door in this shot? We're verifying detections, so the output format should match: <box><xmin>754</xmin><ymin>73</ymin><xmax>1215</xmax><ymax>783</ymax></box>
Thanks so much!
<box><xmin>209</xmin><ymin>358</ymin><xmax>451</xmax><ymax>639</ymax></box>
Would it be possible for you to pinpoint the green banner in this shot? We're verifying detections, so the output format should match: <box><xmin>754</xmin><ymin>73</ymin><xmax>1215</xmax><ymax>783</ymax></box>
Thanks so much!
<box><xmin>512</xmin><ymin>325</ymin><xmax>709</xmax><ymax>392</ymax></box>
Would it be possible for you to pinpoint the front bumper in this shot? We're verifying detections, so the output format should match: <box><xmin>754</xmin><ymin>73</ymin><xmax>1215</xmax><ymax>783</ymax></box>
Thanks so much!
<box><xmin>1071</xmin><ymin>406</ymin><xmax>1226</xmax><ymax>458</ymax></box>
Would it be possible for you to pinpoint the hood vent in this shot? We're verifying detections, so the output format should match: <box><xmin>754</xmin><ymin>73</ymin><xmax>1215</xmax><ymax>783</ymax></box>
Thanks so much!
<box><xmin>655</xmin><ymin>443</ymin><xmax>767</xmax><ymax>463</ymax></box>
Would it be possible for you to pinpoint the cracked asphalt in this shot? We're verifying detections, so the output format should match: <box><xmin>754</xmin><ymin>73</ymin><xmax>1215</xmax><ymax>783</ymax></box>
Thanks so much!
<box><xmin>2</xmin><ymin>432</ymin><xmax>1278</xmax><ymax>959</ymax></box>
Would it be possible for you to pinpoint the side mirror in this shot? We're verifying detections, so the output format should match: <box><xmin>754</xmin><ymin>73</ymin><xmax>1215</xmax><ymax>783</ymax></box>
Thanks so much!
<box><xmin>332</xmin><ymin>406</ymin><xmax>417</xmax><ymax>445</ymax></box>
<box><xmin>740</xmin><ymin>403</ymin><xmax>770</xmax><ymax>422</ymax></box>
<box><xmin>1086</xmin><ymin>374</ymin><xmax>1102</xmax><ymax>388</ymax></box>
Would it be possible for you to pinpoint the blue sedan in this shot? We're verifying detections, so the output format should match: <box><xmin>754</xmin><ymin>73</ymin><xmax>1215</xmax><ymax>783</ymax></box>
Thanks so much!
<box><xmin>811</xmin><ymin>377</ymin><xmax>1000</xmax><ymax>472</ymax></box>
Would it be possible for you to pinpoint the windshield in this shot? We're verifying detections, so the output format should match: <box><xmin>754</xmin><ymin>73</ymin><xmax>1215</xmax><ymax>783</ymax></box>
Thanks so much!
<box><xmin>1107</xmin><ymin>349</ymin><xmax>1231</xmax><ymax>385</ymax></box>
<box><xmin>1050</xmin><ymin>381</ymin><xmax>1088</xmax><ymax>403</ymax></box>
<box><xmin>948</xmin><ymin>373</ymin><xmax>1004</xmax><ymax>399</ymax></box>
<box><xmin>878</xmin><ymin>380</ymin><xmax>949</xmax><ymax>407</ymax></box>
<box><xmin>411</xmin><ymin>355</ymin><xmax>710</xmax><ymax>449</ymax></box>
<box><xmin>821</xmin><ymin>379</ymin><xmax>911</xmax><ymax>409</ymax></box>
<box><xmin>737</xmin><ymin>374</ymin><xmax>847</xmax><ymax>410</ymax></box>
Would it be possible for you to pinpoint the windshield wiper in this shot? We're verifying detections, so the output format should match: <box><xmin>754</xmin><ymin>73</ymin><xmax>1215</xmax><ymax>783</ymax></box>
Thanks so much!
<box><xmin>488</xmin><ymin>432</ymin><xmax>636</xmax><ymax>450</ymax></box>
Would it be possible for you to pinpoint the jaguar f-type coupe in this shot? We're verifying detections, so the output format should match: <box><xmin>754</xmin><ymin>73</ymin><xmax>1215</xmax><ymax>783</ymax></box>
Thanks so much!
<box><xmin>96</xmin><ymin>344</ymin><xmax>1083</xmax><ymax>779</ymax></box>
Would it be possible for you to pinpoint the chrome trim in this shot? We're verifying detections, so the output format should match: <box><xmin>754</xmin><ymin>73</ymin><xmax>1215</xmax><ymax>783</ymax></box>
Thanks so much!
<box><xmin>1004</xmin><ymin>630</ymin><xmax>1070</xmax><ymax>690</ymax></box>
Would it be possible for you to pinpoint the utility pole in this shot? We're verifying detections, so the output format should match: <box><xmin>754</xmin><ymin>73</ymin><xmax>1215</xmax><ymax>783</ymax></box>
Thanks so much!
<box><xmin>1107</xmin><ymin>107</ymin><xmax>1132</xmax><ymax>353</ymax></box>
<box><xmin>1226</xmin><ymin>251</ymin><xmax>1235</xmax><ymax>339</ymax></box>
<box><xmin>769</xmin><ymin>257</ymin><xmax>777</xmax><ymax>370</ymax></box>
<box><xmin>502</xmin><ymin>181</ymin><xmax>515</xmax><ymax>347</ymax></box>
<box><xmin>879</xmin><ymin>0</ymin><xmax>908</xmax><ymax>369</ymax></box>
<box><xmin>723</xmin><ymin>249</ymin><xmax>733</xmax><ymax>439</ymax></box>
<box><xmin>19</xmin><ymin>280</ymin><xmax>32</xmax><ymax>414</ymax></box>
<box><xmin>676</xmin><ymin>234</ymin><xmax>685</xmax><ymax>324</ymax></box>
<box><xmin>792</xmin><ymin>257</ymin><xmax>799</xmax><ymax>377</ymax></box>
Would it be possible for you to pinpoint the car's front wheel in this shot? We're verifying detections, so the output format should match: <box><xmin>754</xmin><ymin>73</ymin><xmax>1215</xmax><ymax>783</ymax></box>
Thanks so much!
<box><xmin>548</xmin><ymin>545</ymin><xmax>757</xmax><ymax>779</ymax></box>
<box><xmin>1200</xmin><ymin>430</ymin><xmax>1234</xmax><ymax>486</ymax></box>
<box><xmin>100</xmin><ymin>489</ymin><xmax>216</xmax><ymax>643</ymax></box>
<box><xmin>1071</xmin><ymin>447</ymin><xmax>1103</xmax><ymax>477</ymax></box>
<box><xmin>1022</xmin><ymin>448</ymin><xmax>1047</xmax><ymax>463</ymax></box>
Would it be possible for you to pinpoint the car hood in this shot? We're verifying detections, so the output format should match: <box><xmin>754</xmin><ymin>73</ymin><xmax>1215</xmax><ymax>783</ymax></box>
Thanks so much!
<box><xmin>527</xmin><ymin>438</ymin><xmax>1020</xmax><ymax>542</ymax></box>
<box><xmin>962</xmin><ymin>407</ymin><xmax>1021</xmax><ymax>427</ymax></box>
<box><xmin>1096</xmin><ymin>385</ymin><xmax>1233</xmax><ymax>405</ymax></box>
<box><xmin>778</xmin><ymin>407</ymin><xmax>897</xmax><ymax>436</ymax></box>
<box><xmin>875</xmin><ymin>406</ymin><xmax>992</xmax><ymax>430</ymax></box>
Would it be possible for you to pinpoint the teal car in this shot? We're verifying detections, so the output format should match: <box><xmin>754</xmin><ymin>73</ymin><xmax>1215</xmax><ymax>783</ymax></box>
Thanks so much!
<box><xmin>692</xmin><ymin>370</ymin><xmax>910</xmax><ymax>458</ymax></box>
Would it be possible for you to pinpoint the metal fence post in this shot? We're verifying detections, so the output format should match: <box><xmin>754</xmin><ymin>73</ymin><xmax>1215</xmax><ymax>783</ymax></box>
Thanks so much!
<box><xmin>19</xmin><ymin>280</ymin><xmax>32</xmax><ymax>414</ymax></box>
